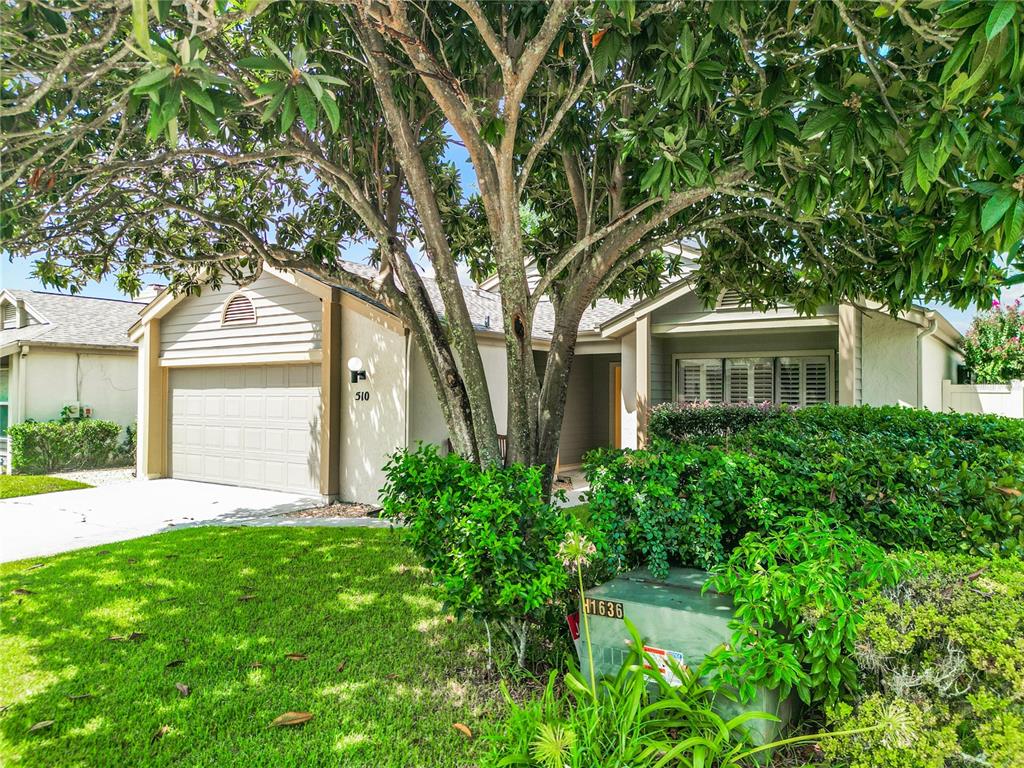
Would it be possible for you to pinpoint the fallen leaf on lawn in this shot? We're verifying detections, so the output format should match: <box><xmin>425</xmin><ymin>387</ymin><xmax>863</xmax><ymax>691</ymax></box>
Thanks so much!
<box><xmin>25</xmin><ymin>563</ymin><xmax>45</xmax><ymax>571</ymax></box>
<box><xmin>385</xmin><ymin>673</ymin><xmax>398</xmax><ymax>680</ymax></box>
<box><xmin>238</xmin><ymin>594</ymin><xmax>256</xmax><ymax>602</ymax></box>
<box><xmin>997</xmin><ymin>486</ymin><xmax>1022</xmax><ymax>497</ymax></box>
<box><xmin>270</xmin><ymin>712</ymin><xmax>313</xmax><ymax>728</ymax></box>
<box><xmin>164</xmin><ymin>660</ymin><xmax>184</xmax><ymax>669</ymax></box>
<box><xmin>248</xmin><ymin>662</ymin><xmax>263</xmax><ymax>669</ymax></box>
<box><xmin>151</xmin><ymin>724</ymin><xmax>171</xmax><ymax>743</ymax></box>
<box><xmin>174</xmin><ymin>683</ymin><xmax>190</xmax><ymax>698</ymax></box>
<box><xmin>12</xmin><ymin>588</ymin><xmax>34</xmax><ymax>595</ymax></box>
<box><xmin>336</xmin><ymin>662</ymin><xmax>346</xmax><ymax>673</ymax></box>
<box><xmin>68</xmin><ymin>694</ymin><xmax>94</xmax><ymax>701</ymax></box>
<box><xmin>97</xmin><ymin>550</ymin><xmax>111</xmax><ymax>555</ymax></box>
<box><xmin>126</xmin><ymin>558</ymin><xmax>138</xmax><ymax>564</ymax></box>
<box><xmin>106</xmin><ymin>635</ymin><xmax>126</xmax><ymax>642</ymax></box>
<box><xmin>453</xmin><ymin>723</ymin><xmax>473</xmax><ymax>739</ymax></box>
<box><xmin>285</xmin><ymin>653</ymin><xmax>307</xmax><ymax>661</ymax></box>
<box><xmin>28</xmin><ymin>720</ymin><xmax>54</xmax><ymax>733</ymax></box>
<box><xmin>127</xmin><ymin>632</ymin><xmax>147</xmax><ymax>642</ymax></box>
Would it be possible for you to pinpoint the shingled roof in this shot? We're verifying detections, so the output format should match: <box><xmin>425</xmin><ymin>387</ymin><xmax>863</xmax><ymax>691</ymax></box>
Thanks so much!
<box><xmin>0</xmin><ymin>290</ymin><xmax>145</xmax><ymax>351</ymax></box>
<box><xmin>322</xmin><ymin>260</ymin><xmax>643</xmax><ymax>340</ymax></box>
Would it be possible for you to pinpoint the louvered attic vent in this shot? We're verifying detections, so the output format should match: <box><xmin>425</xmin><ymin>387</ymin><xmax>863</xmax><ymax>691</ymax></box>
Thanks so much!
<box><xmin>716</xmin><ymin>289</ymin><xmax>748</xmax><ymax>310</ymax></box>
<box><xmin>1</xmin><ymin>302</ymin><xmax>16</xmax><ymax>330</ymax></box>
<box><xmin>222</xmin><ymin>294</ymin><xmax>256</xmax><ymax>325</ymax></box>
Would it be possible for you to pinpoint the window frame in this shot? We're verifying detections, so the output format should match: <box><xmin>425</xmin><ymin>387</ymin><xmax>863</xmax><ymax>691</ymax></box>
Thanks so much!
<box><xmin>671</xmin><ymin>349</ymin><xmax>835</xmax><ymax>406</ymax></box>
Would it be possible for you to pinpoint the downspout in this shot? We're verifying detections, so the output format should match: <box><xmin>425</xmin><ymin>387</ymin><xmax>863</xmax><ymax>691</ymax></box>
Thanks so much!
<box><xmin>916</xmin><ymin>311</ymin><xmax>938</xmax><ymax>408</ymax></box>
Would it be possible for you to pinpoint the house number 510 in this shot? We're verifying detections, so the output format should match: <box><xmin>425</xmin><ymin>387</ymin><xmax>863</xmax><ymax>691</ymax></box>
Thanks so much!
<box><xmin>355</xmin><ymin>391</ymin><xmax>370</xmax><ymax>402</ymax></box>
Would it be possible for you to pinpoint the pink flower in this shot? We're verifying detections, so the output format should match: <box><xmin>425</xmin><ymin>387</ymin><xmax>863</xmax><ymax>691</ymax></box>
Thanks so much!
<box><xmin>992</xmin><ymin>299</ymin><xmax>1001</xmax><ymax>308</ymax></box>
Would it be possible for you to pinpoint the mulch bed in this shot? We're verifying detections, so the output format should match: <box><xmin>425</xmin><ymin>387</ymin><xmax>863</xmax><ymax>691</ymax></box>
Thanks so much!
<box><xmin>287</xmin><ymin>502</ymin><xmax>381</xmax><ymax>519</ymax></box>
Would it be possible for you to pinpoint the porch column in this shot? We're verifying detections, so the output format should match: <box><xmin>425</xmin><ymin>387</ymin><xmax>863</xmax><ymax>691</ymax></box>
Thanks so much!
<box><xmin>319</xmin><ymin>289</ymin><xmax>342</xmax><ymax>498</ymax></box>
<box><xmin>838</xmin><ymin>304</ymin><xmax>859</xmax><ymax>406</ymax></box>
<box><xmin>137</xmin><ymin>320</ymin><xmax>166</xmax><ymax>479</ymax></box>
<box><xmin>636</xmin><ymin>314</ymin><xmax>651</xmax><ymax>446</ymax></box>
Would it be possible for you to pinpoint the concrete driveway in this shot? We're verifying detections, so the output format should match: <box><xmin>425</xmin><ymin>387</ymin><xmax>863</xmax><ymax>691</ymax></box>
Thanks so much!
<box><xmin>1</xmin><ymin>479</ymin><xmax>381</xmax><ymax>563</ymax></box>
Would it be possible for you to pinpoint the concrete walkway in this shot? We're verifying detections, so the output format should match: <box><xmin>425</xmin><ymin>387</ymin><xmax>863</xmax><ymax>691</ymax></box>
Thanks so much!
<box><xmin>0</xmin><ymin>479</ymin><xmax>390</xmax><ymax>563</ymax></box>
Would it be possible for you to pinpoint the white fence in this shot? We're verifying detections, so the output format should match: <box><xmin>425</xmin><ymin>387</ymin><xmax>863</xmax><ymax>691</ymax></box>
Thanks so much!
<box><xmin>942</xmin><ymin>380</ymin><xmax>1024</xmax><ymax>418</ymax></box>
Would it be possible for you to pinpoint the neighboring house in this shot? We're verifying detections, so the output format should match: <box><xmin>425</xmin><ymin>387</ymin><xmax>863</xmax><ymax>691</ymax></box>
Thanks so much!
<box><xmin>129</xmin><ymin>262</ymin><xmax>962</xmax><ymax>503</ymax></box>
<box><xmin>0</xmin><ymin>290</ymin><xmax>144</xmax><ymax>471</ymax></box>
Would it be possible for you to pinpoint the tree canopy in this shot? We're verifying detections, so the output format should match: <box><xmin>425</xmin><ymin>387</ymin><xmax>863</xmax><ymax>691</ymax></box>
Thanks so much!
<box><xmin>2</xmin><ymin>0</ymin><xmax>1023</xmax><ymax>475</ymax></box>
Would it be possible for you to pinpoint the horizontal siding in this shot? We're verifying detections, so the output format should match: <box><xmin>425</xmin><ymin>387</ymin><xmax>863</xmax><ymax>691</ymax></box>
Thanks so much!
<box><xmin>161</xmin><ymin>273</ymin><xmax>322</xmax><ymax>362</ymax></box>
<box><xmin>650</xmin><ymin>336</ymin><xmax>672</xmax><ymax>405</ymax></box>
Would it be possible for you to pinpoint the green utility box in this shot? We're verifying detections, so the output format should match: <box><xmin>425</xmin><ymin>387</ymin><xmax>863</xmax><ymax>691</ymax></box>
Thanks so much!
<box><xmin>574</xmin><ymin>567</ymin><xmax>793</xmax><ymax>746</ymax></box>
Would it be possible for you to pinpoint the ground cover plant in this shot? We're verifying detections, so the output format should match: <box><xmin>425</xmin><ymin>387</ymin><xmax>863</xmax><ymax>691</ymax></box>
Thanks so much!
<box><xmin>0</xmin><ymin>475</ymin><xmax>91</xmax><ymax>499</ymax></box>
<box><xmin>0</xmin><ymin>526</ymin><xmax>504</xmax><ymax>768</ymax></box>
<box><xmin>824</xmin><ymin>553</ymin><xmax>1024</xmax><ymax>768</ymax></box>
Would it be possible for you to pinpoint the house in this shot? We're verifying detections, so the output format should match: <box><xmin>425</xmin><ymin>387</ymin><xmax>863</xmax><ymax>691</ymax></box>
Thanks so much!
<box><xmin>0</xmin><ymin>289</ymin><xmax>144</xmax><ymax>470</ymax></box>
<box><xmin>129</xmin><ymin>261</ymin><xmax>962</xmax><ymax>503</ymax></box>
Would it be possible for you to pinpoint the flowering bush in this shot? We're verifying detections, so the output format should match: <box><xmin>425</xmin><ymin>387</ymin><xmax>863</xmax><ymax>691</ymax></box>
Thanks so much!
<box><xmin>962</xmin><ymin>299</ymin><xmax>1024</xmax><ymax>383</ymax></box>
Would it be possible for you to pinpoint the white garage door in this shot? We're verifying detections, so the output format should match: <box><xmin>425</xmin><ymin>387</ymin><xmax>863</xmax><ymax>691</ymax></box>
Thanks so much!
<box><xmin>169</xmin><ymin>365</ymin><xmax>321</xmax><ymax>494</ymax></box>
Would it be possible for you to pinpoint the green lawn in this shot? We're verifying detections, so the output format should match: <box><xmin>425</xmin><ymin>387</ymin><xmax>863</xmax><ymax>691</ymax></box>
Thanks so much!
<box><xmin>0</xmin><ymin>476</ymin><xmax>91</xmax><ymax>499</ymax></box>
<box><xmin>0</xmin><ymin>527</ymin><xmax>503</xmax><ymax>767</ymax></box>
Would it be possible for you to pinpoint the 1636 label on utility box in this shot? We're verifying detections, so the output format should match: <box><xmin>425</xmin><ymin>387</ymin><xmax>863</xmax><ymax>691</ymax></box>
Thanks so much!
<box><xmin>583</xmin><ymin>597</ymin><xmax>624</xmax><ymax>620</ymax></box>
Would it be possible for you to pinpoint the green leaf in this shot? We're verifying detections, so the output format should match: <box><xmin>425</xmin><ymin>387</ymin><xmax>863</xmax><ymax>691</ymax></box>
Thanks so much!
<box><xmin>801</xmin><ymin>110</ymin><xmax>842</xmax><ymax>140</ymax></box>
<box><xmin>260</xmin><ymin>88</ymin><xmax>286</xmax><ymax>123</ymax></box>
<box><xmin>182</xmin><ymin>81</ymin><xmax>214</xmax><ymax>113</ymax></box>
<box><xmin>132</xmin><ymin>67</ymin><xmax>172</xmax><ymax>92</ymax></box>
<box><xmin>131</xmin><ymin>0</ymin><xmax>154</xmax><ymax>57</ymax></box>
<box><xmin>237</xmin><ymin>56</ymin><xmax>289</xmax><ymax>72</ymax></box>
<box><xmin>292</xmin><ymin>42</ymin><xmax>307</xmax><ymax>68</ymax></box>
<box><xmin>982</xmin><ymin>190</ymin><xmax>1015</xmax><ymax>232</ymax></box>
<box><xmin>985</xmin><ymin>1</ymin><xmax>1016</xmax><ymax>40</ymax></box>
<box><xmin>320</xmin><ymin>93</ymin><xmax>340</xmax><ymax>133</ymax></box>
<box><xmin>295</xmin><ymin>86</ymin><xmax>317</xmax><ymax>133</ymax></box>
<box><xmin>280</xmin><ymin>89</ymin><xmax>297</xmax><ymax>133</ymax></box>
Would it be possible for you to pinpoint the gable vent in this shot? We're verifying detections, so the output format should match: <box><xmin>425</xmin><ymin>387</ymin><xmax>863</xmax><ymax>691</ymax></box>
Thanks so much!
<box><xmin>222</xmin><ymin>294</ymin><xmax>256</xmax><ymax>325</ymax></box>
<box><xmin>1</xmin><ymin>302</ymin><xmax>16</xmax><ymax>330</ymax></box>
<box><xmin>716</xmin><ymin>289</ymin><xmax>748</xmax><ymax>310</ymax></box>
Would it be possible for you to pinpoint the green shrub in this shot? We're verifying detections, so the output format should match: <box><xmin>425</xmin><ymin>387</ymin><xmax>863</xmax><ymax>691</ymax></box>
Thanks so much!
<box><xmin>648</xmin><ymin>401</ymin><xmax>787</xmax><ymax>443</ymax></box>
<box><xmin>962</xmin><ymin>299</ymin><xmax>1024</xmax><ymax>383</ymax></box>
<box><xmin>8</xmin><ymin>418</ymin><xmax>122</xmax><ymax>473</ymax></box>
<box><xmin>824</xmin><ymin>554</ymin><xmax>1024</xmax><ymax>768</ymax></box>
<box><xmin>480</xmin><ymin>619</ymin><xmax>844</xmax><ymax>768</ymax></box>
<box><xmin>708</xmin><ymin>514</ymin><xmax>914</xmax><ymax>707</ymax></box>
<box><xmin>584</xmin><ymin>406</ymin><xmax>1024</xmax><ymax>570</ymax></box>
<box><xmin>379</xmin><ymin>444</ymin><xmax>576</xmax><ymax>667</ymax></box>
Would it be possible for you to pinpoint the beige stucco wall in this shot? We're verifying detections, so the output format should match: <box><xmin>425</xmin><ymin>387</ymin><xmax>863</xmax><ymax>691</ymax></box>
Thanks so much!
<box><xmin>19</xmin><ymin>347</ymin><xmax>137</xmax><ymax>430</ymax></box>
<box><xmin>337</xmin><ymin>296</ymin><xmax>408</xmax><ymax>503</ymax></box>
<box><xmin>860</xmin><ymin>313</ymin><xmax>920</xmax><ymax>407</ymax></box>
<box><xmin>921</xmin><ymin>333</ymin><xmax>959</xmax><ymax>410</ymax></box>
<box><xmin>160</xmin><ymin>272</ymin><xmax>322</xmax><ymax>363</ymax></box>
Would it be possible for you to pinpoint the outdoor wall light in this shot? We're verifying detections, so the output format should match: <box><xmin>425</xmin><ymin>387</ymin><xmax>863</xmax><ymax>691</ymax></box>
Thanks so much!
<box><xmin>347</xmin><ymin>356</ymin><xmax>367</xmax><ymax>384</ymax></box>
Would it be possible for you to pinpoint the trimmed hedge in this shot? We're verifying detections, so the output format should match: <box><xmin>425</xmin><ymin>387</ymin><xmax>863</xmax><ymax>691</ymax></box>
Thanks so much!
<box><xmin>8</xmin><ymin>419</ymin><xmax>123</xmax><ymax>474</ymax></box>
<box><xmin>648</xmin><ymin>401</ymin><xmax>788</xmax><ymax>442</ymax></box>
<box><xmin>584</xmin><ymin>406</ymin><xmax>1024</xmax><ymax>577</ymax></box>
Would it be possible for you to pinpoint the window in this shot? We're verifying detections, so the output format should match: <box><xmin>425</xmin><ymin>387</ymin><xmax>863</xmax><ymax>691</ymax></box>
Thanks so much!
<box><xmin>1</xmin><ymin>302</ymin><xmax>16</xmax><ymax>330</ymax></box>
<box><xmin>0</xmin><ymin>356</ymin><xmax>9</xmax><ymax>438</ymax></box>
<box><xmin>221</xmin><ymin>293</ymin><xmax>256</xmax><ymax>325</ymax></box>
<box><xmin>674</xmin><ymin>354</ymin><xmax>832</xmax><ymax>406</ymax></box>
<box><xmin>676</xmin><ymin>359</ymin><xmax>723</xmax><ymax>403</ymax></box>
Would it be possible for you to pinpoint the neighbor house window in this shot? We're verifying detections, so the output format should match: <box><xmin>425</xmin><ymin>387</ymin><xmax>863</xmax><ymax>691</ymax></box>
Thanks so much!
<box><xmin>0</xmin><ymin>357</ymin><xmax>9</xmax><ymax>438</ymax></box>
<box><xmin>675</xmin><ymin>354</ymin><xmax>832</xmax><ymax>406</ymax></box>
<box><xmin>221</xmin><ymin>293</ymin><xmax>256</xmax><ymax>325</ymax></box>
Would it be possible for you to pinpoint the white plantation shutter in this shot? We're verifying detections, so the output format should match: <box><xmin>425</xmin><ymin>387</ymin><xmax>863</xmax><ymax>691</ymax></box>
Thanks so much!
<box><xmin>676</xmin><ymin>360</ymin><xmax>725</xmax><ymax>403</ymax></box>
<box><xmin>725</xmin><ymin>358</ymin><xmax>774</xmax><ymax>403</ymax></box>
<box><xmin>778</xmin><ymin>356</ymin><xmax>830</xmax><ymax>406</ymax></box>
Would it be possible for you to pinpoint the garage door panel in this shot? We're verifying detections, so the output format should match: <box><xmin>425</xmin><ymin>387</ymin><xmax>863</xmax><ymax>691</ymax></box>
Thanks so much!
<box><xmin>169</xmin><ymin>364</ymin><xmax>320</xmax><ymax>494</ymax></box>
